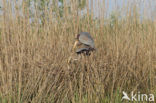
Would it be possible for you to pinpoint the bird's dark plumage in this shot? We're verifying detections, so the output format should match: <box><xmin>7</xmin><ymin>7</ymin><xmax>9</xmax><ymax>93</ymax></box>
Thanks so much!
<box><xmin>74</xmin><ymin>32</ymin><xmax>95</xmax><ymax>56</ymax></box>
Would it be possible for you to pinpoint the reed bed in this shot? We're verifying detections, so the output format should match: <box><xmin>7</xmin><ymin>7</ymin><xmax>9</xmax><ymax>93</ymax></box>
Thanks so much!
<box><xmin>0</xmin><ymin>0</ymin><xmax>156</xmax><ymax>103</ymax></box>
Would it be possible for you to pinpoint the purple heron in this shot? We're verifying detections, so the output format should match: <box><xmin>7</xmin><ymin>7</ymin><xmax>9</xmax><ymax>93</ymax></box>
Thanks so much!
<box><xmin>73</xmin><ymin>32</ymin><xmax>95</xmax><ymax>55</ymax></box>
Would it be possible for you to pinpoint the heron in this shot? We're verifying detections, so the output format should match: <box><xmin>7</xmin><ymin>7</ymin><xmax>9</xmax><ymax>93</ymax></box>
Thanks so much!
<box><xmin>73</xmin><ymin>32</ymin><xmax>95</xmax><ymax>56</ymax></box>
<box><xmin>68</xmin><ymin>32</ymin><xmax>95</xmax><ymax>63</ymax></box>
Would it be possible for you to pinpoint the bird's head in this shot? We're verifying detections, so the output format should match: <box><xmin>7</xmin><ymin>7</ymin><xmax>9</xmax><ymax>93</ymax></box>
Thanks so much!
<box><xmin>75</xmin><ymin>33</ymin><xmax>80</xmax><ymax>40</ymax></box>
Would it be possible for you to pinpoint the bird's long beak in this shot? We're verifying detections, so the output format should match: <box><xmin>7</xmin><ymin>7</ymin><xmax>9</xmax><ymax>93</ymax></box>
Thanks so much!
<box><xmin>72</xmin><ymin>40</ymin><xmax>78</xmax><ymax>51</ymax></box>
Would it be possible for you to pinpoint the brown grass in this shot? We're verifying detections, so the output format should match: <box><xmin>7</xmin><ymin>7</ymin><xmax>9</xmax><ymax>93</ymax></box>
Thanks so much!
<box><xmin>0</xmin><ymin>0</ymin><xmax>156</xmax><ymax>103</ymax></box>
